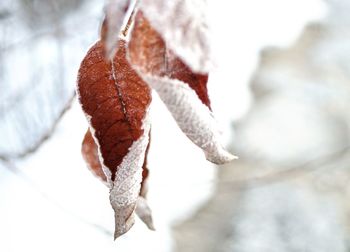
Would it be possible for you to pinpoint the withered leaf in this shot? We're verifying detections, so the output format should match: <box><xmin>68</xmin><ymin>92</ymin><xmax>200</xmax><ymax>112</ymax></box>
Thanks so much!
<box><xmin>128</xmin><ymin>12</ymin><xmax>236</xmax><ymax>164</ymax></box>
<box><xmin>139</xmin><ymin>0</ymin><xmax>212</xmax><ymax>73</ymax></box>
<box><xmin>82</xmin><ymin>129</ymin><xmax>107</xmax><ymax>183</ymax></box>
<box><xmin>82</xmin><ymin>128</ymin><xmax>155</xmax><ymax>230</ymax></box>
<box><xmin>128</xmin><ymin>12</ymin><xmax>211</xmax><ymax>109</ymax></box>
<box><xmin>134</xmin><ymin>132</ymin><xmax>155</xmax><ymax>230</ymax></box>
<box><xmin>139</xmin><ymin>130</ymin><xmax>151</xmax><ymax>199</ymax></box>
<box><xmin>77</xmin><ymin>39</ymin><xmax>152</xmax><ymax>238</ymax></box>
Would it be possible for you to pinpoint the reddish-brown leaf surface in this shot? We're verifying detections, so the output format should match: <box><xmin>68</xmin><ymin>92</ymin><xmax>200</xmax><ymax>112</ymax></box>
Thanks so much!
<box><xmin>81</xmin><ymin>129</ymin><xmax>107</xmax><ymax>183</ymax></box>
<box><xmin>77</xmin><ymin>39</ymin><xmax>151</xmax><ymax>181</ymax></box>
<box><xmin>128</xmin><ymin>11</ymin><xmax>211</xmax><ymax>109</ymax></box>
<box><xmin>81</xmin><ymin>128</ymin><xmax>151</xmax><ymax>196</ymax></box>
<box><xmin>128</xmin><ymin>11</ymin><xmax>235</xmax><ymax>165</ymax></box>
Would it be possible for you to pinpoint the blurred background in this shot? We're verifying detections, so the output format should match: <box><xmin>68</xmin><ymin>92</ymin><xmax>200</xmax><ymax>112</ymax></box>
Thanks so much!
<box><xmin>1</xmin><ymin>0</ymin><xmax>350</xmax><ymax>251</ymax></box>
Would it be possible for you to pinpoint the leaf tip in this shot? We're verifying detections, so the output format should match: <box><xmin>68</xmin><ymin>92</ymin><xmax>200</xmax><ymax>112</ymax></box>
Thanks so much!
<box><xmin>136</xmin><ymin>197</ymin><xmax>156</xmax><ymax>231</ymax></box>
<box><xmin>113</xmin><ymin>204</ymin><xmax>136</xmax><ymax>240</ymax></box>
<box><xmin>205</xmin><ymin>147</ymin><xmax>238</xmax><ymax>165</ymax></box>
<box><xmin>140</xmin><ymin>214</ymin><xmax>156</xmax><ymax>231</ymax></box>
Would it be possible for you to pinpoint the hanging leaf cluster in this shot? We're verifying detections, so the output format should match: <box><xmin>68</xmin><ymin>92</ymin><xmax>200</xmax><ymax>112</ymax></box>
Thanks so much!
<box><xmin>76</xmin><ymin>0</ymin><xmax>235</xmax><ymax>239</ymax></box>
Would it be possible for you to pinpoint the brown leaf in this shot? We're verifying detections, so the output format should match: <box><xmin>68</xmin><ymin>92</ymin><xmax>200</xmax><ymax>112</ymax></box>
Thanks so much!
<box><xmin>139</xmin><ymin>131</ymin><xmax>151</xmax><ymax>198</ymax></box>
<box><xmin>81</xmin><ymin>128</ymin><xmax>155</xmax><ymax>230</ymax></box>
<box><xmin>81</xmin><ymin>129</ymin><xmax>107</xmax><ymax>183</ymax></box>
<box><xmin>128</xmin><ymin>12</ymin><xmax>211</xmax><ymax>109</ymax></box>
<box><xmin>77</xmin><ymin>39</ymin><xmax>152</xmax><ymax>238</ymax></box>
<box><xmin>128</xmin><ymin>12</ymin><xmax>236</xmax><ymax>164</ymax></box>
<box><xmin>77</xmin><ymin>39</ymin><xmax>151</xmax><ymax>181</ymax></box>
<box><xmin>135</xmin><ymin>131</ymin><xmax>155</xmax><ymax>230</ymax></box>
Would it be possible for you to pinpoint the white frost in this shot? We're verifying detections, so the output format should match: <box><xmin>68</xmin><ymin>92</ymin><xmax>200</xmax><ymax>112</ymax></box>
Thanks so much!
<box><xmin>141</xmin><ymin>74</ymin><xmax>236</xmax><ymax>164</ymax></box>
<box><xmin>140</xmin><ymin>0</ymin><xmax>212</xmax><ymax>73</ymax></box>
<box><xmin>104</xmin><ymin>0</ymin><xmax>130</xmax><ymax>59</ymax></box>
<box><xmin>136</xmin><ymin>196</ymin><xmax>155</xmax><ymax>230</ymax></box>
<box><xmin>109</xmin><ymin>110</ymin><xmax>151</xmax><ymax>239</ymax></box>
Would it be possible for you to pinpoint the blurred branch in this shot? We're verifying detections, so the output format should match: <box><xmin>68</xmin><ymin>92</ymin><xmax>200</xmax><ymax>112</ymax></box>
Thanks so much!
<box><xmin>0</xmin><ymin>93</ymin><xmax>76</xmax><ymax>161</ymax></box>
<box><xmin>220</xmin><ymin>145</ymin><xmax>350</xmax><ymax>190</ymax></box>
<box><xmin>0</xmin><ymin>10</ymin><xmax>11</xmax><ymax>20</ymax></box>
<box><xmin>0</xmin><ymin>0</ymin><xmax>88</xmax><ymax>160</ymax></box>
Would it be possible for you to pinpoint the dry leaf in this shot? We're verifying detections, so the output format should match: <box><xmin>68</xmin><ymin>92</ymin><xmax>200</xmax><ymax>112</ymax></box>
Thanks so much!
<box><xmin>135</xmin><ymin>133</ymin><xmax>155</xmax><ymax>230</ymax></box>
<box><xmin>77</xmin><ymin>3</ymin><xmax>235</xmax><ymax>239</ymax></box>
<box><xmin>128</xmin><ymin>12</ymin><xmax>236</xmax><ymax>164</ymax></box>
<box><xmin>81</xmin><ymin>128</ymin><xmax>155</xmax><ymax>230</ymax></box>
<box><xmin>135</xmin><ymin>196</ymin><xmax>155</xmax><ymax>231</ymax></box>
<box><xmin>77</xmin><ymin>39</ymin><xmax>152</xmax><ymax>239</ymax></box>
<box><xmin>82</xmin><ymin>129</ymin><xmax>107</xmax><ymax>183</ymax></box>
<box><xmin>128</xmin><ymin>12</ymin><xmax>211</xmax><ymax>108</ymax></box>
<box><xmin>139</xmin><ymin>0</ymin><xmax>212</xmax><ymax>73</ymax></box>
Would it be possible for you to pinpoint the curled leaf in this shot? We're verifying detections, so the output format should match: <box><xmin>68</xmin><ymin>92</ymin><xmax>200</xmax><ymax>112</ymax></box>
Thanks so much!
<box><xmin>128</xmin><ymin>12</ymin><xmax>210</xmax><ymax>108</ymax></box>
<box><xmin>135</xmin><ymin>134</ymin><xmax>155</xmax><ymax>230</ymax></box>
<box><xmin>140</xmin><ymin>137</ymin><xmax>150</xmax><ymax>199</ymax></box>
<box><xmin>142</xmin><ymin>74</ymin><xmax>235</xmax><ymax>164</ymax></box>
<box><xmin>128</xmin><ymin>12</ymin><xmax>235</xmax><ymax>164</ymax></box>
<box><xmin>139</xmin><ymin>0</ymin><xmax>212</xmax><ymax>73</ymax></box>
<box><xmin>109</xmin><ymin>120</ymin><xmax>150</xmax><ymax>239</ymax></box>
<box><xmin>136</xmin><ymin>196</ymin><xmax>155</xmax><ymax>231</ymax></box>
<box><xmin>81</xmin><ymin>128</ymin><xmax>155</xmax><ymax>230</ymax></box>
<box><xmin>82</xmin><ymin>129</ymin><xmax>107</xmax><ymax>183</ymax></box>
<box><xmin>77</xmin><ymin>39</ymin><xmax>152</xmax><ymax>238</ymax></box>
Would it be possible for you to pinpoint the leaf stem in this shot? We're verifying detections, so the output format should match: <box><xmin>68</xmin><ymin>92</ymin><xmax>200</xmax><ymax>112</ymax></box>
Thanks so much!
<box><xmin>121</xmin><ymin>7</ymin><xmax>136</xmax><ymax>37</ymax></box>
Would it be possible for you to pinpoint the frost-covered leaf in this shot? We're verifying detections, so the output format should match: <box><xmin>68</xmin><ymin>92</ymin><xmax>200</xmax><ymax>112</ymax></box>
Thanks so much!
<box><xmin>135</xmin><ymin>136</ymin><xmax>155</xmax><ymax>230</ymax></box>
<box><xmin>139</xmin><ymin>0</ymin><xmax>212</xmax><ymax>73</ymax></box>
<box><xmin>81</xmin><ymin>129</ymin><xmax>107</xmax><ymax>183</ymax></box>
<box><xmin>136</xmin><ymin>196</ymin><xmax>155</xmax><ymax>231</ymax></box>
<box><xmin>77</xmin><ymin>39</ymin><xmax>152</xmax><ymax>238</ymax></box>
<box><xmin>142</xmin><ymin>75</ymin><xmax>235</xmax><ymax>164</ymax></box>
<box><xmin>109</xmin><ymin>119</ymin><xmax>150</xmax><ymax>239</ymax></box>
<box><xmin>101</xmin><ymin>0</ymin><xmax>130</xmax><ymax>59</ymax></box>
<box><xmin>139</xmin><ymin>138</ymin><xmax>150</xmax><ymax>199</ymax></box>
<box><xmin>128</xmin><ymin>12</ymin><xmax>211</xmax><ymax>108</ymax></box>
<box><xmin>128</xmin><ymin>12</ymin><xmax>235</xmax><ymax>164</ymax></box>
<box><xmin>81</xmin><ymin>128</ymin><xmax>155</xmax><ymax>230</ymax></box>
